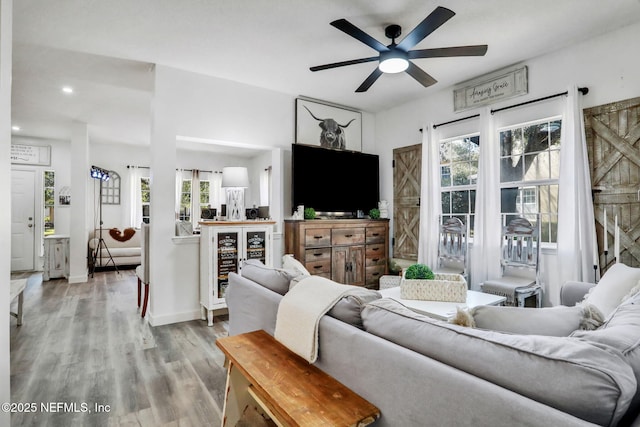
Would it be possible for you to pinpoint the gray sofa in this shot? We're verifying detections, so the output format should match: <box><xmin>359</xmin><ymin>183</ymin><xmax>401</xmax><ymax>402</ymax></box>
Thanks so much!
<box><xmin>226</xmin><ymin>262</ymin><xmax>640</xmax><ymax>427</ymax></box>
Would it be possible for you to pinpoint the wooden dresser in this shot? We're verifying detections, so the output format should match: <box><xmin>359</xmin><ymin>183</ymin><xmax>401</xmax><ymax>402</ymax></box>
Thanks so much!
<box><xmin>284</xmin><ymin>219</ymin><xmax>389</xmax><ymax>289</ymax></box>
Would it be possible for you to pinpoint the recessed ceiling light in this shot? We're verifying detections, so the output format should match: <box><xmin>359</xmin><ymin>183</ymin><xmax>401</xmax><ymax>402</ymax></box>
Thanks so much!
<box><xmin>62</xmin><ymin>86</ymin><xmax>74</xmax><ymax>94</ymax></box>
<box><xmin>11</xmin><ymin>125</ymin><xmax>20</xmax><ymax>131</ymax></box>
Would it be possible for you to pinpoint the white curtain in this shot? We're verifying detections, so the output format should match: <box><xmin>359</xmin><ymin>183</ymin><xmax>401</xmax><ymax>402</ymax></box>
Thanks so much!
<box><xmin>128</xmin><ymin>166</ymin><xmax>143</xmax><ymax>227</ymax></box>
<box><xmin>557</xmin><ymin>85</ymin><xmax>598</xmax><ymax>298</ymax></box>
<box><xmin>175</xmin><ymin>169</ymin><xmax>184</xmax><ymax>220</ymax></box>
<box><xmin>210</xmin><ymin>171</ymin><xmax>224</xmax><ymax>211</ymax></box>
<box><xmin>417</xmin><ymin>124</ymin><xmax>441</xmax><ymax>269</ymax></box>
<box><xmin>191</xmin><ymin>169</ymin><xmax>201</xmax><ymax>222</ymax></box>
<box><xmin>470</xmin><ymin>107</ymin><xmax>502</xmax><ymax>290</ymax></box>
<box><xmin>260</xmin><ymin>167</ymin><xmax>271</xmax><ymax>206</ymax></box>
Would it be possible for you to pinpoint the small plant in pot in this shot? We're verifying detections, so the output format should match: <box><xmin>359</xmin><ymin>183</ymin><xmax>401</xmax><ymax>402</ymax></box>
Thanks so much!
<box><xmin>404</xmin><ymin>263</ymin><xmax>435</xmax><ymax>280</ymax></box>
<box><xmin>304</xmin><ymin>207</ymin><xmax>316</xmax><ymax>219</ymax></box>
<box><xmin>369</xmin><ymin>208</ymin><xmax>380</xmax><ymax>219</ymax></box>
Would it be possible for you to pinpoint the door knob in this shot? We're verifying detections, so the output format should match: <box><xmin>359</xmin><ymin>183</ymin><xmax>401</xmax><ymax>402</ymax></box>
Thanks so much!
<box><xmin>28</xmin><ymin>224</ymin><xmax>33</xmax><ymax>228</ymax></box>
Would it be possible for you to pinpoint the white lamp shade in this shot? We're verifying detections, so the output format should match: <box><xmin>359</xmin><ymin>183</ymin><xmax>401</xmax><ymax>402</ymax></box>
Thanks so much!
<box><xmin>222</xmin><ymin>167</ymin><xmax>249</xmax><ymax>188</ymax></box>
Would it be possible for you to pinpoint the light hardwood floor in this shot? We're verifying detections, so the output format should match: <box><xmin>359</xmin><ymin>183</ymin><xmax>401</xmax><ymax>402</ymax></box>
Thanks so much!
<box><xmin>10</xmin><ymin>270</ymin><xmax>229</xmax><ymax>427</ymax></box>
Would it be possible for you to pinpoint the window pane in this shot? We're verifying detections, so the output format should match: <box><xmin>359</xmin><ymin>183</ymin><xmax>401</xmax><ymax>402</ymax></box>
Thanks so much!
<box><xmin>549</xmin><ymin>150</ymin><xmax>560</xmax><ymax>179</ymax></box>
<box><xmin>181</xmin><ymin>180</ymin><xmax>191</xmax><ymax>193</ymax></box>
<box><xmin>450</xmin><ymin>139</ymin><xmax>469</xmax><ymax>161</ymax></box>
<box><xmin>441</xmin><ymin>192</ymin><xmax>451</xmax><ymax>214</ymax></box>
<box><xmin>500</xmin><ymin>187</ymin><xmax>519</xmax><ymax>214</ymax></box>
<box><xmin>440</xmin><ymin>166</ymin><xmax>451</xmax><ymax>187</ymax></box>
<box><xmin>500</xmin><ymin>128</ymin><xmax>523</xmax><ymax>156</ymax></box>
<box><xmin>525</xmin><ymin>151</ymin><xmax>549</xmax><ymax>180</ymax></box>
<box><xmin>549</xmin><ymin>120</ymin><xmax>562</xmax><ymax>147</ymax></box>
<box><xmin>451</xmin><ymin>190</ymin><xmax>469</xmax><ymax>214</ymax></box>
<box><xmin>501</xmin><ymin>156</ymin><xmax>523</xmax><ymax>182</ymax></box>
<box><xmin>452</xmin><ymin>162</ymin><xmax>471</xmax><ymax>185</ymax></box>
<box><xmin>439</xmin><ymin>143</ymin><xmax>450</xmax><ymax>164</ymax></box>
<box><xmin>469</xmin><ymin>190</ymin><xmax>476</xmax><ymax>214</ymax></box>
<box><xmin>44</xmin><ymin>188</ymin><xmax>55</xmax><ymax>206</ymax></box>
<box><xmin>44</xmin><ymin>171</ymin><xmax>55</xmax><ymax>187</ymax></box>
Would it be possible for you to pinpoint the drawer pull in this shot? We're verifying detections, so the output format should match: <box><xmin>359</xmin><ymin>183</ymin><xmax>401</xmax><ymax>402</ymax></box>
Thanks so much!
<box><xmin>372</xmin><ymin>272</ymin><xmax>380</xmax><ymax>277</ymax></box>
<box><xmin>313</xmin><ymin>265</ymin><xmax>324</xmax><ymax>270</ymax></box>
<box><xmin>371</xmin><ymin>247</ymin><xmax>380</xmax><ymax>251</ymax></box>
<box><xmin>344</xmin><ymin>234</ymin><xmax>353</xmax><ymax>238</ymax></box>
<box><xmin>313</xmin><ymin>235</ymin><xmax>324</xmax><ymax>239</ymax></box>
<box><xmin>372</xmin><ymin>233</ymin><xmax>380</xmax><ymax>237</ymax></box>
<box><xmin>313</xmin><ymin>253</ymin><xmax>323</xmax><ymax>257</ymax></box>
<box><xmin>371</xmin><ymin>258</ymin><xmax>379</xmax><ymax>262</ymax></box>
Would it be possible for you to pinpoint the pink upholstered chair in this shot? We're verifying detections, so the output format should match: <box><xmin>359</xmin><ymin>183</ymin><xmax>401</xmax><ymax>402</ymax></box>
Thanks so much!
<box><xmin>135</xmin><ymin>222</ymin><xmax>150</xmax><ymax>317</ymax></box>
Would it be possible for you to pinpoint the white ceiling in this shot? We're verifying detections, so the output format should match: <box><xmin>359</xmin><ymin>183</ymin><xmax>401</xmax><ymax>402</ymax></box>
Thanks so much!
<box><xmin>11</xmin><ymin>0</ymin><xmax>640</xmax><ymax>147</ymax></box>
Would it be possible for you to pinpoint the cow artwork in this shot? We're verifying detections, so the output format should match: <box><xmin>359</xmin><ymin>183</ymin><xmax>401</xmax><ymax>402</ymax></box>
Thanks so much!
<box><xmin>303</xmin><ymin>105</ymin><xmax>355</xmax><ymax>150</ymax></box>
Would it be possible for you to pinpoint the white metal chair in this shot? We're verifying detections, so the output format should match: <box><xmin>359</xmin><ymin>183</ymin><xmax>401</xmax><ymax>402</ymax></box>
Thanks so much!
<box><xmin>433</xmin><ymin>217</ymin><xmax>468</xmax><ymax>278</ymax></box>
<box><xmin>481</xmin><ymin>217</ymin><xmax>541</xmax><ymax>307</ymax></box>
<box><xmin>135</xmin><ymin>222</ymin><xmax>150</xmax><ymax>317</ymax></box>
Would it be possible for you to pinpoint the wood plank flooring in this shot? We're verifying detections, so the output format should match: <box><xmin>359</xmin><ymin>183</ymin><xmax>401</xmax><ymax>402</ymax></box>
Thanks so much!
<box><xmin>9</xmin><ymin>270</ymin><xmax>229</xmax><ymax>427</ymax></box>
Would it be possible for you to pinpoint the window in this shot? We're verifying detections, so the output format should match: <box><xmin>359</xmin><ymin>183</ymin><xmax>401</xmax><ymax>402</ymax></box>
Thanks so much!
<box><xmin>101</xmin><ymin>170</ymin><xmax>120</xmax><ymax>205</ymax></box>
<box><xmin>499</xmin><ymin>117</ymin><xmax>561</xmax><ymax>243</ymax></box>
<box><xmin>200</xmin><ymin>179</ymin><xmax>210</xmax><ymax>207</ymax></box>
<box><xmin>440</xmin><ymin>134</ymin><xmax>479</xmax><ymax>235</ymax></box>
<box><xmin>179</xmin><ymin>179</ymin><xmax>192</xmax><ymax>221</ymax></box>
<box><xmin>44</xmin><ymin>170</ymin><xmax>55</xmax><ymax>235</ymax></box>
<box><xmin>141</xmin><ymin>177</ymin><xmax>150</xmax><ymax>224</ymax></box>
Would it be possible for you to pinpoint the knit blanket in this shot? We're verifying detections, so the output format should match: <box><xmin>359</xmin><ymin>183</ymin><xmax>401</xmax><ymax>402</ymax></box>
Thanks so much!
<box><xmin>274</xmin><ymin>275</ymin><xmax>361</xmax><ymax>363</ymax></box>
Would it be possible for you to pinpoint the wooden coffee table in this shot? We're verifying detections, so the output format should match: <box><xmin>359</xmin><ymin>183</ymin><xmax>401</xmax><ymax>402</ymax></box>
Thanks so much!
<box><xmin>378</xmin><ymin>286</ymin><xmax>505</xmax><ymax>321</ymax></box>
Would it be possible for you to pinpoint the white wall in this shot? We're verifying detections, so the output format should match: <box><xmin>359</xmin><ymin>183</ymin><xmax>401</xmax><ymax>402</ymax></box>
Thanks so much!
<box><xmin>145</xmin><ymin>65</ymin><xmax>375</xmax><ymax>325</ymax></box>
<box><xmin>375</xmin><ymin>20</ymin><xmax>640</xmax><ymax>305</ymax></box>
<box><xmin>1</xmin><ymin>0</ymin><xmax>11</xmax><ymax>423</ymax></box>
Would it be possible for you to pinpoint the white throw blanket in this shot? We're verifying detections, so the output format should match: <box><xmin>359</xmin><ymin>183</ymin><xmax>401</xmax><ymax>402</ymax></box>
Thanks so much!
<box><xmin>275</xmin><ymin>275</ymin><xmax>361</xmax><ymax>363</ymax></box>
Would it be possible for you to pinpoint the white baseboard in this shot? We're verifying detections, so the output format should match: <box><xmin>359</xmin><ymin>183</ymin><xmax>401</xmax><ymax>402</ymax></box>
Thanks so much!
<box><xmin>68</xmin><ymin>273</ymin><xmax>88</xmax><ymax>284</ymax></box>
<box><xmin>148</xmin><ymin>308</ymin><xmax>202</xmax><ymax>326</ymax></box>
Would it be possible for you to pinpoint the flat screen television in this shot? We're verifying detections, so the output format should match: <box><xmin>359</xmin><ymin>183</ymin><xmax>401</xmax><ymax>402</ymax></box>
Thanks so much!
<box><xmin>292</xmin><ymin>144</ymin><xmax>379</xmax><ymax>218</ymax></box>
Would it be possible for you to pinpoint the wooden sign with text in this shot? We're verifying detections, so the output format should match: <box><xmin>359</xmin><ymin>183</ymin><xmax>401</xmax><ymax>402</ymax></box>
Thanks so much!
<box><xmin>454</xmin><ymin>65</ymin><xmax>528</xmax><ymax>112</ymax></box>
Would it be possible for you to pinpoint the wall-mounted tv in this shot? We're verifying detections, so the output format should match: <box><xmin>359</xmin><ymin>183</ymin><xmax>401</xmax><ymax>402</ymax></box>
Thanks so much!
<box><xmin>292</xmin><ymin>144</ymin><xmax>379</xmax><ymax>218</ymax></box>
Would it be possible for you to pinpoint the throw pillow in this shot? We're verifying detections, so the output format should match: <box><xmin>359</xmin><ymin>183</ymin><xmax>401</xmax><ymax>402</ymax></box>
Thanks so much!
<box><xmin>282</xmin><ymin>254</ymin><xmax>311</xmax><ymax>276</ymax></box>
<box><xmin>583</xmin><ymin>263</ymin><xmax>640</xmax><ymax>318</ymax></box>
<box><xmin>327</xmin><ymin>288</ymin><xmax>381</xmax><ymax>329</ymax></box>
<box><xmin>240</xmin><ymin>259</ymin><xmax>301</xmax><ymax>296</ymax></box>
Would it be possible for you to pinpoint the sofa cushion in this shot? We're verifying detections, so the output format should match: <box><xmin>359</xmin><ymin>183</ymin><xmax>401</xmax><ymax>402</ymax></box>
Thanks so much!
<box><xmin>571</xmin><ymin>293</ymin><xmax>640</xmax><ymax>424</ymax></box>
<box><xmin>327</xmin><ymin>288</ymin><xmax>381</xmax><ymax>329</ymax></box>
<box><xmin>362</xmin><ymin>298</ymin><xmax>636</xmax><ymax>426</ymax></box>
<box><xmin>282</xmin><ymin>254</ymin><xmax>311</xmax><ymax>276</ymax></box>
<box><xmin>469</xmin><ymin>304</ymin><xmax>603</xmax><ymax>336</ymax></box>
<box><xmin>240</xmin><ymin>259</ymin><xmax>301</xmax><ymax>295</ymax></box>
<box><xmin>583</xmin><ymin>263</ymin><xmax>640</xmax><ymax>317</ymax></box>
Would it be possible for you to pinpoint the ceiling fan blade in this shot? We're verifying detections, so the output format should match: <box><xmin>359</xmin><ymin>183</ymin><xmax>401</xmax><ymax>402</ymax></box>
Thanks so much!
<box><xmin>310</xmin><ymin>56</ymin><xmax>379</xmax><ymax>72</ymax></box>
<box><xmin>408</xmin><ymin>45</ymin><xmax>488</xmax><ymax>59</ymax></box>
<box><xmin>330</xmin><ymin>19</ymin><xmax>390</xmax><ymax>53</ymax></box>
<box><xmin>396</xmin><ymin>6</ymin><xmax>456</xmax><ymax>51</ymax></box>
<box><xmin>405</xmin><ymin>62</ymin><xmax>437</xmax><ymax>88</ymax></box>
<box><xmin>356</xmin><ymin>68</ymin><xmax>383</xmax><ymax>92</ymax></box>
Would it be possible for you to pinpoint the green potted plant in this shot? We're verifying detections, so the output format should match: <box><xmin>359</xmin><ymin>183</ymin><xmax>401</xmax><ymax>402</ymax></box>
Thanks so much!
<box><xmin>304</xmin><ymin>207</ymin><xmax>316</xmax><ymax>219</ymax></box>
<box><xmin>369</xmin><ymin>208</ymin><xmax>380</xmax><ymax>219</ymax></box>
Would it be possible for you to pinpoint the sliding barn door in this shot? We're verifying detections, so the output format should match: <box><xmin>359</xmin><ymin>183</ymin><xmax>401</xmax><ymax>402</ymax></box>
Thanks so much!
<box><xmin>393</xmin><ymin>144</ymin><xmax>421</xmax><ymax>261</ymax></box>
<box><xmin>585</xmin><ymin>96</ymin><xmax>640</xmax><ymax>268</ymax></box>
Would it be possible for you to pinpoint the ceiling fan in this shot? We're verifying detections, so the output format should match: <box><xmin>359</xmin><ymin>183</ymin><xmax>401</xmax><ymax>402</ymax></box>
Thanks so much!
<box><xmin>310</xmin><ymin>6</ymin><xmax>488</xmax><ymax>92</ymax></box>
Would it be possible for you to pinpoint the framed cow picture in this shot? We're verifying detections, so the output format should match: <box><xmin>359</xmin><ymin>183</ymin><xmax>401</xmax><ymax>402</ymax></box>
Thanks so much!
<box><xmin>295</xmin><ymin>97</ymin><xmax>362</xmax><ymax>152</ymax></box>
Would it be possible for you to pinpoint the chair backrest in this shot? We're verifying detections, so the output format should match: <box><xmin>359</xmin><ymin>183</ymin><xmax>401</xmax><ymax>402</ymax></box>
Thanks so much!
<box><xmin>500</xmin><ymin>217</ymin><xmax>539</xmax><ymax>279</ymax></box>
<box><xmin>437</xmin><ymin>217</ymin><xmax>467</xmax><ymax>272</ymax></box>
<box><xmin>140</xmin><ymin>222</ymin><xmax>150</xmax><ymax>281</ymax></box>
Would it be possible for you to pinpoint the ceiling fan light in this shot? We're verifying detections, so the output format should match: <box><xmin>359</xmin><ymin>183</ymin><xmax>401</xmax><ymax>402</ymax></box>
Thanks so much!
<box><xmin>379</xmin><ymin>50</ymin><xmax>409</xmax><ymax>73</ymax></box>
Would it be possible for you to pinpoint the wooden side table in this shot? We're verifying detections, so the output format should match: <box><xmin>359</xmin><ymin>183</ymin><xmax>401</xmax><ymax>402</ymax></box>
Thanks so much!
<box><xmin>43</xmin><ymin>234</ymin><xmax>70</xmax><ymax>281</ymax></box>
<box><xmin>216</xmin><ymin>330</ymin><xmax>380</xmax><ymax>427</ymax></box>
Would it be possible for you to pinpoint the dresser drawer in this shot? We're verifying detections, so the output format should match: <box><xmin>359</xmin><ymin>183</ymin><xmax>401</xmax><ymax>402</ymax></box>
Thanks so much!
<box><xmin>366</xmin><ymin>244</ymin><xmax>385</xmax><ymax>265</ymax></box>
<box><xmin>305</xmin><ymin>247</ymin><xmax>331</xmax><ymax>262</ymax></box>
<box><xmin>332</xmin><ymin>228</ymin><xmax>365</xmax><ymax>246</ymax></box>
<box><xmin>305</xmin><ymin>259</ymin><xmax>331</xmax><ymax>276</ymax></box>
<box><xmin>366</xmin><ymin>226</ymin><xmax>386</xmax><ymax>244</ymax></box>
<box><xmin>305</xmin><ymin>228</ymin><xmax>331</xmax><ymax>247</ymax></box>
<box><xmin>366</xmin><ymin>265</ymin><xmax>386</xmax><ymax>289</ymax></box>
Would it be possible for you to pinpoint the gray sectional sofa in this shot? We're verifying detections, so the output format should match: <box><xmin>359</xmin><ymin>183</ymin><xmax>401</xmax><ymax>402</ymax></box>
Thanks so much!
<box><xmin>226</xmin><ymin>261</ymin><xmax>640</xmax><ymax>427</ymax></box>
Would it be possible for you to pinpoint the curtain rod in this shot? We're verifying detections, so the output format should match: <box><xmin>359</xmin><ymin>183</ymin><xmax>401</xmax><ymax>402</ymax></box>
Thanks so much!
<box><xmin>419</xmin><ymin>87</ymin><xmax>589</xmax><ymax>132</ymax></box>
<box><xmin>126</xmin><ymin>165</ymin><xmax>215</xmax><ymax>173</ymax></box>
<box><xmin>490</xmin><ymin>87</ymin><xmax>589</xmax><ymax>114</ymax></box>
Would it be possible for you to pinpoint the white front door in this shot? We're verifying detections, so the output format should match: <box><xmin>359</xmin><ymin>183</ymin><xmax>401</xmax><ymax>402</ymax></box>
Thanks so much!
<box><xmin>11</xmin><ymin>170</ymin><xmax>36</xmax><ymax>271</ymax></box>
